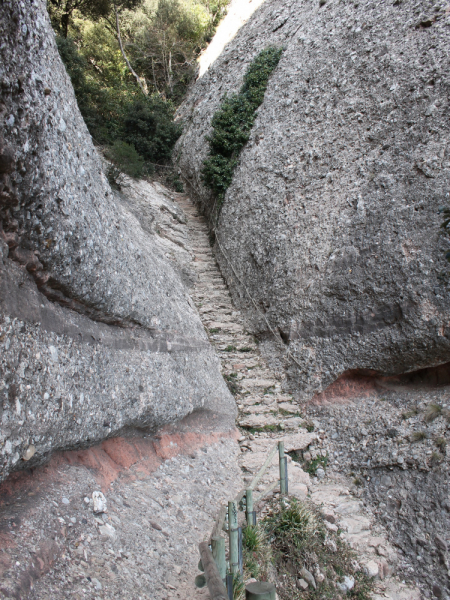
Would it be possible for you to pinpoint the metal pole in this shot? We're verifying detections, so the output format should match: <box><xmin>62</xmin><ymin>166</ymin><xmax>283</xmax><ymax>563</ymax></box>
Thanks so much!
<box><xmin>212</xmin><ymin>536</ymin><xmax>226</xmax><ymax>582</ymax></box>
<box><xmin>246</xmin><ymin>489</ymin><xmax>256</xmax><ymax>526</ymax></box>
<box><xmin>238</xmin><ymin>526</ymin><xmax>243</xmax><ymax>575</ymax></box>
<box><xmin>228</xmin><ymin>500</ymin><xmax>239</xmax><ymax>575</ymax></box>
<box><xmin>279</xmin><ymin>441</ymin><xmax>287</xmax><ymax>495</ymax></box>
<box><xmin>226</xmin><ymin>573</ymin><xmax>233</xmax><ymax>600</ymax></box>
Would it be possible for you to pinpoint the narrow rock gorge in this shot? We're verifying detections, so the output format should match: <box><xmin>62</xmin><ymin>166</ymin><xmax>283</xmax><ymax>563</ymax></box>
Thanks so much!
<box><xmin>1</xmin><ymin>0</ymin><xmax>449</xmax><ymax>599</ymax></box>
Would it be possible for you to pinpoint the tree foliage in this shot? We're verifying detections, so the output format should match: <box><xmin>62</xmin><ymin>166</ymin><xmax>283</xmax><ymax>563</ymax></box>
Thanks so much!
<box><xmin>48</xmin><ymin>0</ymin><xmax>141</xmax><ymax>37</ymax></box>
<box><xmin>50</xmin><ymin>0</ymin><xmax>230</xmax><ymax>184</ymax></box>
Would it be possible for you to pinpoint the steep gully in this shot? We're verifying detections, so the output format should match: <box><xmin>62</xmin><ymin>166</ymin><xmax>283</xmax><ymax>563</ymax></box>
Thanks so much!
<box><xmin>0</xmin><ymin>189</ymin><xmax>423</xmax><ymax>600</ymax></box>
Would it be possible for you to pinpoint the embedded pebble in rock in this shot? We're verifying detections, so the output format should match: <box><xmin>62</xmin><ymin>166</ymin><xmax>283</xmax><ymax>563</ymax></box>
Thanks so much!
<box><xmin>92</xmin><ymin>491</ymin><xmax>107</xmax><ymax>514</ymax></box>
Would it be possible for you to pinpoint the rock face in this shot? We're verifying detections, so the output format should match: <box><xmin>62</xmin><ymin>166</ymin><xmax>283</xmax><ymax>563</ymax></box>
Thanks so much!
<box><xmin>176</xmin><ymin>0</ymin><xmax>450</xmax><ymax>397</ymax></box>
<box><xmin>0</xmin><ymin>0</ymin><xmax>235</xmax><ymax>483</ymax></box>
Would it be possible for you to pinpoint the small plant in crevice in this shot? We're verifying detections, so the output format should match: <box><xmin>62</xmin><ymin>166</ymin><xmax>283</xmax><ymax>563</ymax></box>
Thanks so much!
<box><xmin>424</xmin><ymin>403</ymin><xmax>443</xmax><ymax>423</ymax></box>
<box><xmin>411</xmin><ymin>431</ymin><xmax>427</xmax><ymax>442</ymax></box>
<box><xmin>202</xmin><ymin>46</ymin><xmax>283</xmax><ymax>205</ymax></box>
<box><xmin>435</xmin><ymin>436</ymin><xmax>447</xmax><ymax>451</ymax></box>
<box><xmin>303</xmin><ymin>453</ymin><xmax>328</xmax><ymax>476</ymax></box>
<box><xmin>242</xmin><ymin>524</ymin><xmax>272</xmax><ymax>588</ymax></box>
<box><xmin>402</xmin><ymin>406</ymin><xmax>420</xmax><ymax>420</ymax></box>
<box><xmin>430</xmin><ymin>451</ymin><xmax>443</xmax><ymax>465</ymax></box>
<box><xmin>225</xmin><ymin>373</ymin><xmax>240</xmax><ymax>396</ymax></box>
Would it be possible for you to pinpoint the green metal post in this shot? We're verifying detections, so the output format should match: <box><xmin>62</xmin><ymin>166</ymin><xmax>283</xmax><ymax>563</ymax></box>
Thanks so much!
<box><xmin>279</xmin><ymin>441</ymin><xmax>287</xmax><ymax>495</ymax></box>
<box><xmin>246</xmin><ymin>489</ymin><xmax>256</xmax><ymax>526</ymax></box>
<box><xmin>211</xmin><ymin>536</ymin><xmax>226</xmax><ymax>582</ymax></box>
<box><xmin>228</xmin><ymin>500</ymin><xmax>239</xmax><ymax>575</ymax></box>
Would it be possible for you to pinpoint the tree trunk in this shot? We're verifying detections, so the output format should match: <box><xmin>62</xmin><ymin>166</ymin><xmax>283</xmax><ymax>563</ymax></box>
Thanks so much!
<box><xmin>61</xmin><ymin>12</ymin><xmax>69</xmax><ymax>38</ymax></box>
<box><xmin>168</xmin><ymin>50</ymin><xmax>173</xmax><ymax>94</ymax></box>
<box><xmin>113</xmin><ymin>3</ymin><xmax>147</xmax><ymax>96</ymax></box>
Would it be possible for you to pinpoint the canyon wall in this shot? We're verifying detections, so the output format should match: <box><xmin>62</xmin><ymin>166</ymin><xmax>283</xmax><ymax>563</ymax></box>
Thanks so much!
<box><xmin>176</xmin><ymin>0</ymin><xmax>450</xmax><ymax>397</ymax></box>
<box><xmin>0</xmin><ymin>0</ymin><xmax>236</xmax><ymax>483</ymax></box>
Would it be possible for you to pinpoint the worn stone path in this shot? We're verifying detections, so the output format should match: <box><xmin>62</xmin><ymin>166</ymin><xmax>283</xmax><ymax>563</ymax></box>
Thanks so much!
<box><xmin>175</xmin><ymin>193</ymin><xmax>421</xmax><ymax>600</ymax></box>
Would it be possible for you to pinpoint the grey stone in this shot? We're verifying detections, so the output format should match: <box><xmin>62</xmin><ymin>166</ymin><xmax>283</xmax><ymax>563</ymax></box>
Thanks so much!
<box><xmin>316</xmin><ymin>467</ymin><xmax>325</xmax><ymax>480</ymax></box>
<box><xmin>337</xmin><ymin>575</ymin><xmax>355</xmax><ymax>592</ymax></box>
<box><xmin>297</xmin><ymin>578</ymin><xmax>308</xmax><ymax>591</ymax></box>
<box><xmin>0</xmin><ymin>0</ymin><xmax>236</xmax><ymax>483</ymax></box>
<box><xmin>300</xmin><ymin>566</ymin><xmax>316</xmax><ymax>590</ymax></box>
<box><xmin>176</xmin><ymin>0</ymin><xmax>450</xmax><ymax>399</ymax></box>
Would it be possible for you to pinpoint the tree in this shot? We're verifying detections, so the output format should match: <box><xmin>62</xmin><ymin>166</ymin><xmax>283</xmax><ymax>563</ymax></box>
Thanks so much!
<box><xmin>47</xmin><ymin>0</ymin><xmax>141</xmax><ymax>38</ymax></box>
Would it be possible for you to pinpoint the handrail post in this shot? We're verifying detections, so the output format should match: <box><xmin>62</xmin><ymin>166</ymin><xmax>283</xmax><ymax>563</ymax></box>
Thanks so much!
<box><xmin>246</xmin><ymin>488</ymin><xmax>256</xmax><ymax>526</ymax></box>
<box><xmin>212</xmin><ymin>536</ymin><xmax>226</xmax><ymax>582</ymax></box>
<box><xmin>279</xmin><ymin>441</ymin><xmax>287</xmax><ymax>495</ymax></box>
<box><xmin>228</xmin><ymin>500</ymin><xmax>239</xmax><ymax>575</ymax></box>
<box><xmin>198</xmin><ymin>542</ymin><xmax>228</xmax><ymax>600</ymax></box>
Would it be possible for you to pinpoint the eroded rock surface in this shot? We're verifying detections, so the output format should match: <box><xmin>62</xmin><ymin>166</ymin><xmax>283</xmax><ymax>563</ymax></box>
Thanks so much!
<box><xmin>0</xmin><ymin>0</ymin><xmax>235</xmax><ymax>483</ymax></box>
<box><xmin>176</xmin><ymin>0</ymin><xmax>450</xmax><ymax>397</ymax></box>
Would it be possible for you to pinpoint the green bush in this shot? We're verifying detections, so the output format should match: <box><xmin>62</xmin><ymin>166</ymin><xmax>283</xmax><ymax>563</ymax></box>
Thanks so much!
<box><xmin>202</xmin><ymin>46</ymin><xmax>283</xmax><ymax>203</ymax></box>
<box><xmin>106</xmin><ymin>140</ymin><xmax>145</xmax><ymax>179</ymax></box>
<box><xmin>123</xmin><ymin>97</ymin><xmax>182</xmax><ymax>164</ymax></box>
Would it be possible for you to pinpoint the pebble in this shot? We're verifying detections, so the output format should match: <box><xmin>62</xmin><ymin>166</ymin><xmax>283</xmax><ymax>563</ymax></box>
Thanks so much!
<box><xmin>337</xmin><ymin>575</ymin><xmax>355</xmax><ymax>592</ymax></box>
<box><xmin>300</xmin><ymin>566</ymin><xmax>316</xmax><ymax>589</ymax></box>
<box><xmin>364</xmin><ymin>559</ymin><xmax>379</xmax><ymax>578</ymax></box>
<box><xmin>92</xmin><ymin>491</ymin><xmax>107</xmax><ymax>514</ymax></box>
<box><xmin>297</xmin><ymin>578</ymin><xmax>308</xmax><ymax>590</ymax></box>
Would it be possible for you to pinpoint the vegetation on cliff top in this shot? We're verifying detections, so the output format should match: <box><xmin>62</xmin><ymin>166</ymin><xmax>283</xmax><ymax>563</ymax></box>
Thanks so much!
<box><xmin>202</xmin><ymin>46</ymin><xmax>283</xmax><ymax>204</ymax></box>
<box><xmin>49</xmin><ymin>0</ymin><xmax>229</xmax><ymax>185</ymax></box>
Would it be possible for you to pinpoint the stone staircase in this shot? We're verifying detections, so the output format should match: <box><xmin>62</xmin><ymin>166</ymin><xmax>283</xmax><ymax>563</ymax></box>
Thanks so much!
<box><xmin>174</xmin><ymin>192</ymin><xmax>422</xmax><ymax>600</ymax></box>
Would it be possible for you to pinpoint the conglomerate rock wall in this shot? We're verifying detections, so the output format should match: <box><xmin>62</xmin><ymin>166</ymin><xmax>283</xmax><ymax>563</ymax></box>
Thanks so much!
<box><xmin>0</xmin><ymin>0</ymin><xmax>236</xmax><ymax>483</ymax></box>
<box><xmin>175</xmin><ymin>0</ymin><xmax>450</xmax><ymax>397</ymax></box>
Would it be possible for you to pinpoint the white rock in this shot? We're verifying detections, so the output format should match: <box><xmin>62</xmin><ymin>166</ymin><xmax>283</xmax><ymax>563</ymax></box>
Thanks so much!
<box><xmin>363</xmin><ymin>559</ymin><xmax>379</xmax><ymax>578</ymax></box>
<box><xmin>316</xmin><ymin>467</ymin><xmax>325</xmax><ymax>480</ymax></box>
<box><xmin>297</xmin><ymin>578</ymin><xmax>308</xmax><ymax>590</ymax></box>
<box><xmin>22</xmin><ymin>445</ymin><xmax>36</xmax><ymax>461</ymax></box>
<box><xmin>337</xmin><ymin>575</ymin><xmax>355</xmax><ymax>592</ymax></box>
<box><xmin>98</xmin><ymin>523</ymin><xmax>116</xmax><ymax>538</ymax></box>
<box><xmin>92</xmin><ymin>491</ymin><xmax>107</xmax><ymax>514</ymax></box>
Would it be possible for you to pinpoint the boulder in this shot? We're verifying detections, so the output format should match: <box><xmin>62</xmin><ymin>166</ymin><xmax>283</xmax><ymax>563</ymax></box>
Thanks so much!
<box><xmin>0</xmin><ymin>0</ymin><xmax>235</xmax><ymax>483</ymax></box>
<box><xmin>176</xmin><ymin>0</ymin><xmax>450</xmax><ymax>397</ymax></box>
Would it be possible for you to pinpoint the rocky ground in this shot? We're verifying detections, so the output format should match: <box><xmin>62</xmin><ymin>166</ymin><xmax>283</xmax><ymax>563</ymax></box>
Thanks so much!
<box><xmin>0</xmin><ymin>428</ymin><xmax>242</xmax><ymax>600</ymax></box>
<box><xmin>1</xmin><ymin>188</ymin><xmax>445</xmax><ymax>600</ymax></box>
<box><xmin>305</xmin><ymin>382</ymin><xmax>450</xmax><ymax>599</ymax></box>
